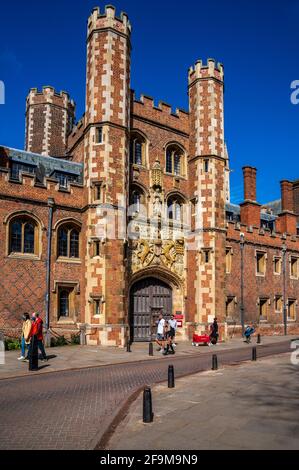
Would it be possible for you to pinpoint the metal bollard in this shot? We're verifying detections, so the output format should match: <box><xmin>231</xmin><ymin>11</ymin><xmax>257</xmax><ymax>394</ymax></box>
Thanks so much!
<box><xmin>168</xmin><ymin>365</ymin><xmax>175</xmax><ymax>388</ymax></box>
<box><xmin>80</xmin><ymin>329</ymin><xmax>86</xmax><ymax>346</ymax></box>
<box><xmin>126</xmin><ymin>340</ymin><xmax>131</xmax><ymax>352</ymax></box>
<box><xmin>149</xmin><ymin>342</ymin><xmax>153</xmax><ymax>356</ymax></box>
<box><xmin>143</xmin><ymin>387</ymin><xmax>154</xmax><ymax>423</ymax></box>
<box><xmin>257</xmin><ymin>334</ymin><xmax>261</xmax><ymax>344</ymax></box>
<box><xmin>212</xmin><ymin>354</ymin><xmax>218</xmax><ymax>370</ymax></box>
<box><xmin>252</xmin><ymin>347</ymin><xmax>257</xmax><ymax>361</ymax></box>
<box><xmin>29</xmin><ymin>335</ymin><xmax>38</xmax><ymax>371</ymax></box>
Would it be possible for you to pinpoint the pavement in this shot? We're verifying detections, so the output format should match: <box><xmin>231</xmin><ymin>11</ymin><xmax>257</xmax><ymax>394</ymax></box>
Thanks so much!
<box><xmin>108</xmin><ymin>353</ymin><xmax>299</xmax><ymax>450</ymax></box>
<box><xmin>0</xmin><ymin>336</ymin><xmax>295</xmax><ymax>450</ymax></box>
<box><xmin>1</xmin><ymin>334</ymin><xmax>297</xmax><ymax>380</ymax></box>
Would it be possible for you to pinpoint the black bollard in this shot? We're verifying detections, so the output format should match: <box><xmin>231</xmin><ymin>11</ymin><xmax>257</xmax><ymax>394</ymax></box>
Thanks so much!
<box><xmin>252</xmin><ymin>347</ymin><xmax>257</xmax><ymax>361</ymax></box>
<box><xmin>149</xmin><ymin>342</ymin><xmax>153</xmax><ymax>356</ymax></box>
<box><xmin>212</xmin><ymin>354</ymin><xmax>218</xmax><ymax>371</ymax></box>
<box><xmin>143</xmin><ymin>387</ymin><xmax>154</xmax><ymax>423</ymax></box>
<box><xmin>126</xmin><ymin>340</ymin><xmax>131</xmax><ymax>352</ymax></box>
<box><xmin>29</xmin><ymin>335</ymin><xmax>38</xmax><ymax>371</ymax></box>
<box><xmin>257</xmin><ymin>334</ymin><xmax>261</xmax><ymax>344</ymax></box>
<box><xmin>168</xmin><ymin>365</ymin><xmax>175</xmax><ymax>388</ymax></box>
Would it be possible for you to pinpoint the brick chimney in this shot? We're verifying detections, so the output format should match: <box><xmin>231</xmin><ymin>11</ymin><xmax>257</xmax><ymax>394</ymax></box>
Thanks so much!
<box><xmin>240</xmin><ymin>166</ymin><xmax>261</xmax><ymax>227</ymax></box>
<box><xmin>276</xmin><ymin>180</ymin><xmax>297</xmax><ymax>234</ymax></box>
<box><xmin>292</xmin><ymin>179</ymin><xmax>299</xmax><ymax>223</ymax></box>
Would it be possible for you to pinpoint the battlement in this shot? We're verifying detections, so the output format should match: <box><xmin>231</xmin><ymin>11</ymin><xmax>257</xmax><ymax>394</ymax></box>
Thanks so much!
<box><xmin>227</xmin><ymin>220</ymin><xmax>299</xmax><ymax>250</ymax></box>
<box><xmin>188</xmin><ymin>59</ymin><xmax>224</xmax><ymax>85</ymax></box>
<box><xmin>0</xmin><ymin>167</ymin><xmax>84</xmax><ymax>208</ymax></box>
<box><xmin>27</xmin><ymin>86</ymin><xmax>75</xmax><ymax>110</ymax></box>
<box><xmin>87</xmin><ymin>5</ymin><xmax>131</xmax><ymax>38</ymax></box>
<box><xmin>132</xmin><ymin>92</ymin><xmax>189</xmax><ymax>133</ymax></box>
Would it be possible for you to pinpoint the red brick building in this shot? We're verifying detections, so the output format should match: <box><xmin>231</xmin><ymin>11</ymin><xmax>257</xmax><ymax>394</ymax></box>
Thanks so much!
<box><xmin>0</xmin><ymin>5</ymin><xmax>298</xmax><ymax>345</ymax></box>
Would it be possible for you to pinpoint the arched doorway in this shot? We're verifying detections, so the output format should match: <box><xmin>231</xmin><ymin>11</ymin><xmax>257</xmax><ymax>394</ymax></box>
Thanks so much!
<box><xmin>130</xmin><ymin>277</ymin><xmax>173</xmax><ymax>342</ymax></box>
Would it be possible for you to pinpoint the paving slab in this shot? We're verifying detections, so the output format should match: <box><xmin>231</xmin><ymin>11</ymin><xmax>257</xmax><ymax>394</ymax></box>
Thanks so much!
<box><xmin>108</xmin><ymin>354</ymin><xmax>299</xmax><ymax>450</ymax></box>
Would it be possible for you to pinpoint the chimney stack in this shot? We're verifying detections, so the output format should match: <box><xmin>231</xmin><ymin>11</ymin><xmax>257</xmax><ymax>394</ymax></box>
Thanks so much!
<box><xmin>240</xmin><ymin>166</ymin><xmax>261</xmax><ymax>227</ymax></box>
<box><xmin>276</xmin><ymin>180</ymin><xmax>297</xmax><ymax>235</ymax></box>
<box><xmin>243</xmin><ymin>166</ymin><xmax>257</xmax><ymax>202</ymax></box>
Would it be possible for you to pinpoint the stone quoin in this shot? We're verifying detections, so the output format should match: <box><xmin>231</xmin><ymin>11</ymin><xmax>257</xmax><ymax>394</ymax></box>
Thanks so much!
<box><xmin>0</xmin><ymin>5</ymin><xmax>299</xmax><ymax>346</ymax></box>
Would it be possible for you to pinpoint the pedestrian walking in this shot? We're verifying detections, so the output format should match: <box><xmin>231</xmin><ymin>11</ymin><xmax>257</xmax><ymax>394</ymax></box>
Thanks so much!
<box><xmin>17</xmin><ymin>313</ymin><xmax>32</xmax><ymax>361</ymax></box>
<box><xmin>29</xmin><ymin>312</ymin><xmax>47</xmax><ymax>361</ymax></box>
<box><xmin>209</xmin><ymin>317</ymin><xmax>219</xmax><ymax>345</ymax></box>
<box><xmin>162</xmin><ymin>320</ymin><xmax>175</xmax><ymax>355</ymax></box>
<box><xmin>168</xmin><ymin>314</ymin><xmax>177</xmax><ymax>347</ymax></box>
<box><xmin>155</xmin><ymin>313</ymin><xmax>165</xmax><ymax>352</ymax></box>
<box><xmin>244</xmin><ymin>324</ymin><xmax>255</xmax><ymax>343</ymax></box>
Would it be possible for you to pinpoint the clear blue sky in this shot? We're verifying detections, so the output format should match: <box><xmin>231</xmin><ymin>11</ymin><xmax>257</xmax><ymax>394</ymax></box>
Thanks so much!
<box><xmin>0</xmin><ymin>0</ymin><xmax>298</xmax><ymax>204</ymax></box>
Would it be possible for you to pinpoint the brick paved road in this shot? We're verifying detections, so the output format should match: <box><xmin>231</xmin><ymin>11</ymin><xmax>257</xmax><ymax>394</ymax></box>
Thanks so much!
<box><xmin>0</xmin><ymin>340</ymin><xmax>292</xmax><ymax>450</ymax></box>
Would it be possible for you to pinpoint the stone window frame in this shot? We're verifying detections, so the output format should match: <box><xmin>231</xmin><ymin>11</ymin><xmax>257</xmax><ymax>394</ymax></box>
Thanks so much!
<box><xmin>287</xmin><ymin>298</ymin><xmax>297</xmax><ymax>321</ymax></box>
<box><xmin>130</xmin><ymin>130</ymin><xmax>149</xmax><ymax>168</ymax></box>
<box><xmin>4</xmin><ymin>210</ymin><xmax>43</xmax><ymax>260</ymax></box>
<box><xmin>164</xmin><ymin>142</ymin><xmax>186</xmax><ymax>178</ymax></box>
<box><xmin>257</xmin><ymin>297</ymin><xmax>270</xmax><ymax>321</ymax></box>
<box><xmin>54</xmin><ymin>218</ymin><xmax>82</xmax><ymax>264</ymax></box>
<box><xmin>274</xmin><ymin>295</ymin><xmax>283</xmax><ymax>313</ymax></box>
<box><xmin>52</xmin><ymin>280</ymin><xmax>80</xmax><ymax>324</ymax></box>
<box><xmin>225</xmin><ymin>295</ymin><xmax>237</xmax><ymax>320</ymax></box>
<box><xmin>129</xmin><ymin>183</ymin><xmax>147</xmax><ymax>218</ymax></box>
<box><xmin>289</xmin><ymin>256</ymin><xmax>299</xmax><ymax>280</ymax></box>
<box><xmin>89</xmin><ymin>294</ymin><xmax>105</xmax><ymax>319</ymax></box>
<box><xmin>95</xmin><ymin>126</ymin><xmax>104</xmax><ymax>145</ymax></box>
<box><xmin>225</xmin><ymin>246</ymin><xmax>233</xmax><ymax>274</ymax></box>
<box><xmin>201</xmin><ymin>247</ymin><xmax>213</xmax><ymax>264</ymax></box>
<box><xmin>255</xmin><ymin>249</ymin><xmax>267</xmax><ymax>277</ymax></box>
<box><xmin>273</xmin><ymin>256</ymin><xmax>282</xmax><ymax>276</ymax></box>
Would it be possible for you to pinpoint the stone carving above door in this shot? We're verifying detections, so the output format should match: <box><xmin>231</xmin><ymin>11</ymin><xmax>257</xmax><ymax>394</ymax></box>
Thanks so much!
<box><xmin>130</xmin><ymin>238</ymin><xmax>185</xmax><ymax>278</ymax></box>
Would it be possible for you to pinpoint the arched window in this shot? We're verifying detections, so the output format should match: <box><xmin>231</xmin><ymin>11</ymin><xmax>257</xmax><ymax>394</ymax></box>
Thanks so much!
<box><xmin>132</xmin><ymin>191</ymin><xmax>141</xmax><ymax>213</ymax></box>
<box><xmin>57</xmin><ymin>224</ymin><xmax>80</xmax><ymax>259</ymax></box>
<box><xmin>9</xmin><ymin>217</ymin><xmax>37</xmax><ymax>255</ymax></box>
<box><xmin>165</xmin><ymin>145</ymin><xmax>185</xmax><ymax>176</ymax></box>
<box><xmin>167</xmin><ymin>196</ymin><xmax>183</xmax><ymax>222</ymax></box>
<box><xmin>130</xmin><ymin>133</ymin><xmax>146</xmax><ymax>166</ymax></box>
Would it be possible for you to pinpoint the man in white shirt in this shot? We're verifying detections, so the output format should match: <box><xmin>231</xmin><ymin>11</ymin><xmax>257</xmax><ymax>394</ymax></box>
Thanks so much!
<box><xmin>156</xmin><ymin>313</ymin><xmax>165</xmax><ymax>351</ymax></box>
<box><xmin>168</xmin><ymin>314</ymin><xmax>177</xmax><ymax>346</ymax></box>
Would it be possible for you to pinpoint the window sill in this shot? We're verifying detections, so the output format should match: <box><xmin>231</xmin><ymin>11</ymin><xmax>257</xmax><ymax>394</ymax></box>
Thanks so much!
<box><xmin>57</xmin><ymin>318</ymin><xmax>76</xmax><ymax>325</ymax></box>
<box><xmin>256</xmin><ymin>273</ymin><xmax>266</xmax><ymax>277</ymax></box>
<box><xmin>56</xmin><ymin>257</ymin><xmax>81</xmax><ymax>264</ymax></box>
<box><xmin>274</xmin><ymin>272</ymin><xmax>281</xmax><ymax>276</ymax></box>
<box><xmin>165</xmin><ymin>172</ymin><xmax>186</xmax><ymax>180</ymax></box>
<box><xmin>7</xmin><ymin>253</ymin><xmax>41</xmax><ymax>261</ymax></box>
<box><xmin>93</xmin><ymin>315</ymin><xmax>102</xmax><ymax>319</ymax></box>
<box><xmin>287</xmin><ymin>319</ymin><xmax>296</xmax><ymax>323</ymax></box>
<box><xmin>290</xmin><ymin>276</ymin><xmax>299</xmax><ymax>281</ymax></box>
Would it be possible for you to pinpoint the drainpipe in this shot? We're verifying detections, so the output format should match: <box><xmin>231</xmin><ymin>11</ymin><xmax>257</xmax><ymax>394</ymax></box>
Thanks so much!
<box><xmin>45</xmin><ymin>198</ymin><xmax>55</xmax><ymax>338</ymax></box>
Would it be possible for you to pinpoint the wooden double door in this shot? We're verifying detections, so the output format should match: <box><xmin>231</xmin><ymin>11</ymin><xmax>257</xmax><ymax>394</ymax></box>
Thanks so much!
<box><xmin>130</xmin><ymin>277</ymin><xmax>172</xmax><ymax>342</ymax></box>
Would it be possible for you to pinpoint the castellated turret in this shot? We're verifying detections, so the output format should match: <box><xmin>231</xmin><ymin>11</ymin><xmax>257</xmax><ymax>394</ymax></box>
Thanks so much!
<box><xmin>25</xmin><ymin>86</ymin><xmax>76</xmax><ymax>157</ymax></box>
